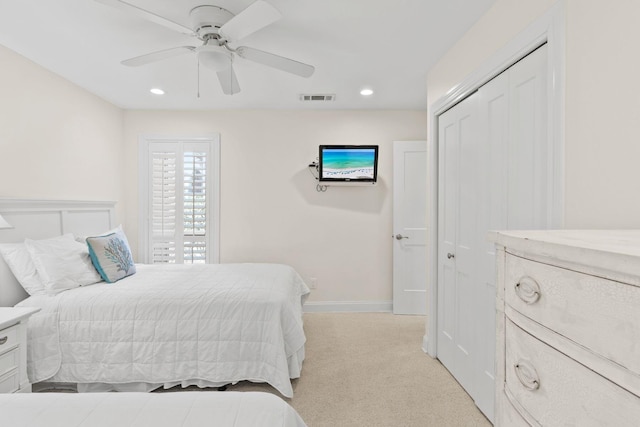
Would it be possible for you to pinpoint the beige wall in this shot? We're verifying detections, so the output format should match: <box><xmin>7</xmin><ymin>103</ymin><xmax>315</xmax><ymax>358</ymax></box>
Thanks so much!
<box><xmin>427</xmin><ymin>0</ymin><xmax>640</xmax><ymax>228</ymax></box>
<box><xmin>0</xmin><ymin>44</ymin><xmax>125</xmax><ymax>221</ymax></box>
<box><xmin>563</xmin><ymin>0</ymin><xmax>640</xmax><ymax>228</ymax></box>
<box><xmin>124</xmin><ymin>110</ymin><xmax>427</xmax><ymax>303</ymax></box>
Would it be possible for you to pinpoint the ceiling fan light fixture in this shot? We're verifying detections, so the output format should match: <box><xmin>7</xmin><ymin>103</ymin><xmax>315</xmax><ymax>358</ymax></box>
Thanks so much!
<box><xmin>197</xmin><ymin>46</ymin><xmax>232</xmax><ymax>71</ymax></box>
<box><xmin>104</xmin><ymin>0</ymin><xmax>315</xmax><ymax>96</ymax></box>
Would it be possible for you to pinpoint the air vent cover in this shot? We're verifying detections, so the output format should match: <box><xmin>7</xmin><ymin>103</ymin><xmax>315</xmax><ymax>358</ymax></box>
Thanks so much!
<box><xmin>300</xmin><ymin>94</ymin><xmax>335</xmax><ymax>102</ymax></box>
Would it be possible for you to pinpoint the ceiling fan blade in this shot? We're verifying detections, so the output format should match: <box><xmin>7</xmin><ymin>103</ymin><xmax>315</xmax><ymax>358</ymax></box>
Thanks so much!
<box><xmin>217</xmin><ymin>65</ymin><xmax>241</xmax><ymax>95</ymax></box>
<box><xmin>95</xmin><ymin>0</ymin><xmax>193</xmax><ymax>35</ymax></box>
<box><xmin>219</xmin><ymin>0</ymin><xmax>281</xmax><ymax>42</ymax></box>
<box><xmin>236</xmin><ymin>46</ymin><xmax>315</xmax><ymax>78</ymax></box>
<box><xmin>122</xmin><ymin>46</ymin><xmax>195</xmax><ymax>66</ymax></box>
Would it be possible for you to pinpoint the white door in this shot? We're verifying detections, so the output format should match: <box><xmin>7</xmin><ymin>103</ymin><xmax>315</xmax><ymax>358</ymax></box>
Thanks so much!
<box><xmin>507</xmin><ymin>44</ymin><xmax>549</xmax><ymax>230</ymax></box>
<box><xmin>392</xmin><ymin>141</ymin><xmax>427</xmax><ymax>315</ymax></box>
<box><xmin>437</xmin><ymin>44</ymin><xmax>548</xmax><ymax>422</ymax></box>
<box><xmin>437</xmin><ymin>92</ymin><xmax>479</xmax><ymax>397</ymax></box>
<box><xmin>474</xmin><ymin>68</ymin><xmax>509</xmax><ymax>422</ymax></box>
<box><xmin>476</xmin><ymin>44</ymin><xmax>548</xmax><ymax>420</ymax></box>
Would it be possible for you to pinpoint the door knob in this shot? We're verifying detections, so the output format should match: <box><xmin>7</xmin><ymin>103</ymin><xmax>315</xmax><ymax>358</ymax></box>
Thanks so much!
<box><xmin>395</xmin><ymin>234</ymin><xmax>409</xmax><ymax>240</ymax></box>
<box><xmin>447</xmin><ymin>253</ymin><xmax>455</xmax><ymax>259</ymax></box>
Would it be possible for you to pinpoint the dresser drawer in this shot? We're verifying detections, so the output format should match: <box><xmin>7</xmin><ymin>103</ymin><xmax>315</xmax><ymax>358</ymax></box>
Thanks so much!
<box><xmin>0</xmin><ymin>324</ymin><xmax>18</xmax><ymax>355</ymax></box>
<box><xmin>505</xmin><ymin>319</ymin><xmax>640</xmax><ymax>426</ymax></box>
<box><xmin>0</xmin><ymin>369</ymin><xmax>19</xmax><ymax>393</ymax></box>
<box><xmin>0</xmin><ymin>348</ymin><xmax>18</xmax><ymax>377</ymax></box>
<box><xmin>505</xmin><ymin>253</ymin><xmax>640</xmax><ymax>377</ymax></box>
<box><xmin>498</xmin><ymin>393</ymin><xmax>531</xmax><ymax>427</ymax></box>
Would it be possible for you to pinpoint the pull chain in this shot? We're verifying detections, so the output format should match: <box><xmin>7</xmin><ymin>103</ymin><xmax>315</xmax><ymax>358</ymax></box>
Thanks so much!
<box><xmin>197</xmin><ymin>59</ymin><xmax>201</xmax><ymax>98</ymax></box>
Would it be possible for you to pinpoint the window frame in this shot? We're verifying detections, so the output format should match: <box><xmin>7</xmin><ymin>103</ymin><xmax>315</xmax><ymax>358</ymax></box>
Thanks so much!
<box><xmin>138</xmin><ymin>134</ymin><xmax>220</xmax><ymax>264</ymax></box>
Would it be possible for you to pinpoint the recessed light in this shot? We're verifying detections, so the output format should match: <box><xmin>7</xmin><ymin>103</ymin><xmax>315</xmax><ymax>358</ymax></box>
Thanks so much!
<box><xmin>150</xmin><ymin>88</ymin><xmax>165</xmax><ymax>95</ymax></box>
<box><xmin>360</xmin><ymin>88</ymin><xmax>374</xmax><ymax>96</ymax></box>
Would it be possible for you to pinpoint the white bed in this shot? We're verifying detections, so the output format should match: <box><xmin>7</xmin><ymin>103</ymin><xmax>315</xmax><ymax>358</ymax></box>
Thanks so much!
<box><xmin>0</xmin><ymin>391</ymin><xmax>307</xmax><ymax>427</ymax></box>
<box><xmin>0</xmin><ymin>200</ymin><xmax>310</xmax><ymax>398</ymax></box>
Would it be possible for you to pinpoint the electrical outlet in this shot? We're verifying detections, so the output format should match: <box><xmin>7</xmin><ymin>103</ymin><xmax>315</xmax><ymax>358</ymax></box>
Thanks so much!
<box><xmin>309</xmin><ymin>277</ymin><xmax>318</xmax><ymax>289</ymax></box>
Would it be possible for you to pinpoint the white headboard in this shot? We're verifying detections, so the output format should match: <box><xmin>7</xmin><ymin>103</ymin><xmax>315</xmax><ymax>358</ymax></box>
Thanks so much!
<box><xmin>0</xmin><ymin>199</ymin><xmax>116</xmax><ymax>307</ymax></box>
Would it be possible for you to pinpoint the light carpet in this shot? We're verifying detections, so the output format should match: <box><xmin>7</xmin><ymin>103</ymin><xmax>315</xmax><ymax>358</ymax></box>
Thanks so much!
<box><xmin>228</xmin><ymin>312</ymin><xmax>491</xmax><ymax>427</ymax></box>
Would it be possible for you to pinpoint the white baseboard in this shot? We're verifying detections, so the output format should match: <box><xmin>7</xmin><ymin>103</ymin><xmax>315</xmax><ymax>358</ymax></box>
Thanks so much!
<box><xmin>303</xmin><ymin>300</ymin><xmax>393</xmax><ymax>313</ymax></box>
<box><xmin>422</xmin><ymin>335</ymin><xmax>429</xmax><ymax>354</ymax></box>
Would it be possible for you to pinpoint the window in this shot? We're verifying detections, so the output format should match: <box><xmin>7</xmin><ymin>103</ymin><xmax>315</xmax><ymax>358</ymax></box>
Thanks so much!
<box><xmin>139</xmin><ymin>136</ymin><xmax>220</xmax><ymax>264</ymax></box>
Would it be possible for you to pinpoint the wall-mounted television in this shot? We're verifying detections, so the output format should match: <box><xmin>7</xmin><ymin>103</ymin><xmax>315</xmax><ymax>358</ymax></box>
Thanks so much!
<box><xmin>318</xmin><ymin>145</ymin><xmax>379</xmax><ymax>185</ymax></box>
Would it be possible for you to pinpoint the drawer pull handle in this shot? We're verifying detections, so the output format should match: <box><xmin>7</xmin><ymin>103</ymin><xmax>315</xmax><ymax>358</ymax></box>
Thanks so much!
<box><xmin>0</xmin><ymin>336</ymin><xmax>7</xmax><ymax>345</ymax></box>
<box><xmin>515</xmin><ymin>276</ymin><xmax>541</xmax><ymax>304</ymax></box>
<box><xmin>514</xmin><ymin>360</ymin><xmax>540</xmax><ymax>391</ymax></box>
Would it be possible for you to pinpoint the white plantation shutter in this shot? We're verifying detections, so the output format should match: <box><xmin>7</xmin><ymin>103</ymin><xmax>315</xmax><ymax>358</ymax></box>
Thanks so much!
<box><xmin>183</xmin><ymin>151</ymin><xmax>207</xmax><ymax>263</ymax></box>
<box><xmin>141</xmin><ymin>138</ymin><xmax>219</xmax><ymax>264</ymax></box>
<box><xmin>152</xmin><ymin>150</ymin><xmax>177</xmax><ymax>263</ymax></box>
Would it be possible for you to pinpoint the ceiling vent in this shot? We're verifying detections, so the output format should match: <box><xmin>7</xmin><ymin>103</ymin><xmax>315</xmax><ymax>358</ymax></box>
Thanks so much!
<box><xmin>300</xmin><ymin>94</ymin><xmax>335</xmax><ymax>102</ymax></box>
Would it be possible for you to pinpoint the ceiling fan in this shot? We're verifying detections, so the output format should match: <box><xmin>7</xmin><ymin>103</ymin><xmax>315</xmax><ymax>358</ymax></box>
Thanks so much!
<box><xmin>96</xmin><ymin>0</ymin><xmax>315</xmax><ymax>95</ymax></box>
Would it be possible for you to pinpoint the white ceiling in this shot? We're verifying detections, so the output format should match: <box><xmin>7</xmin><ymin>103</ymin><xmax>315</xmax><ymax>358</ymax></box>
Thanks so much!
<box><xmin>0</xmin><ymin>0</ymin><xmax>496</xmax><ymax>110</ymax></box>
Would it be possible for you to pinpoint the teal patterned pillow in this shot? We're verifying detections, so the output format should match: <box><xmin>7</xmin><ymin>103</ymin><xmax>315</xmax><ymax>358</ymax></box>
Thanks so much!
<box><xmin>86</xmin><ymin>228</ymin><xmax>136</xmax><ymax>283</ymax></box>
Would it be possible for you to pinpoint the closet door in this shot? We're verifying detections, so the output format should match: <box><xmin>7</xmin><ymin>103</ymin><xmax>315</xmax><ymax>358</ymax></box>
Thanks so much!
<box><xmin>437</xmin><ymin>91</ymin><xmax>479</xmax><ymax>398</ymax></box>
<box><xmin>507</xmin><ymin>45</ymin><xmax>549</xmax><ymax>229</ymax></box>
<box><xmin>474</xmin><ymin>69</ymin><xmax>509</xmax><ymax>422</ymax></box>
<box><xmin>437</xmin><ymin>44</ymin><xmax>548</xmax><ymax>422</ymax></box>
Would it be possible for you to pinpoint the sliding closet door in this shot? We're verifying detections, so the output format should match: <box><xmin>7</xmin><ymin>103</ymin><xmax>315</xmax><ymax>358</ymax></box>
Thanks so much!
<box><xmin>508</xmin><ymin>45</ymin><xmax>549</xmax><ymax>229</ymax></box>
<box><xmin>474</xmin><ymin>69</ymin><xmax>509</xmax><ymax>421</ymax></box>
<box><xmin>437</xmin><ymin>91</ymin><xmax>479</xmax><ymax>397</ymax></box>
<box><xmin>437</xmin><ymin>44</ymin><xmax>548</xmax><ymax>422</ymax></box>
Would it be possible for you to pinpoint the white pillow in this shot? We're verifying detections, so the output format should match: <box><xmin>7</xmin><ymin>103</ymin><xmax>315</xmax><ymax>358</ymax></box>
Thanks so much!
<box><xmin>0</xmin><ymin>243</ymin><xmax>46</xmax><ymax>295</ymax></box>
<box><xmin>25</xmin><ymin>234</ymin><xmax>102</xmax><ymax>294</ymax></box>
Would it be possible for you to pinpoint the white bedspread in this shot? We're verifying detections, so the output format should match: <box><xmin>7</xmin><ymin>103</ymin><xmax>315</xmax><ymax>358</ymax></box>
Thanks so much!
<box><xmin>17</xmin><ymin>263</ymin><xmax>310</xmax><ymax>398</ymax></box>
<box><xmin>0</xmin><ymin>391</ymin><xmax>307</xmax><ymax>427</ymax></box>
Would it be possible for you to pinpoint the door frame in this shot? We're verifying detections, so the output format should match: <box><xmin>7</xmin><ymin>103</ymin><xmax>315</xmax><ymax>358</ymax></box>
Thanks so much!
<box><xmin>425</xmin><ymin>2</ymin><xmax>566</xmax><ymax>357</ymax></box>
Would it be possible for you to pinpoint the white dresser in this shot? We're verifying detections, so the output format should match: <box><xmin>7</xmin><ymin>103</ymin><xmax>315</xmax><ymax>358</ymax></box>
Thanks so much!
<box><xmin>491</xmin><ymin>230</ymin><xmax>640</xmax><ymax>426</ymax></box>
<box><xmin>0</xmin><ymin>307</ymin><xmax>39</xmax><ymax>393</ymax></box>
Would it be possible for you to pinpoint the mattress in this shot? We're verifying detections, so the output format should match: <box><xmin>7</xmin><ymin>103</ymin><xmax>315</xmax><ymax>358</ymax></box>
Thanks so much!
<box><xmin>17</xmin><ymin>263</ymin><xmax>310</xmax><ymax>397</ymax></box>
<box><xmin>0</xmin><ymin>391</ymin><xmax>307</xmax><ymax>427</ymax></box>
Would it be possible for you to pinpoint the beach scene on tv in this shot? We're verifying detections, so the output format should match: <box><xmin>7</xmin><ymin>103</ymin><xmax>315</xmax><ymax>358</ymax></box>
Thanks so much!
<box><xmin>321</xmin><ymin>148</ymin><xmax>376</xmax><ymax>179</ymax></box>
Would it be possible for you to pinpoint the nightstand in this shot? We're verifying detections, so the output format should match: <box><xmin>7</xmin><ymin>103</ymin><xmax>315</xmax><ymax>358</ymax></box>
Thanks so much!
<box><xmin>0</xmin><ymin>307</ymin><xmax>40</xmax><ymax>393</ymax></box>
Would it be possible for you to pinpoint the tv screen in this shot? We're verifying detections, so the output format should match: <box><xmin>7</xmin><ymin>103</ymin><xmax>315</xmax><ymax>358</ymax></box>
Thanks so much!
<box><xmin>318</xmin><ymin>145</ymin><xmax>378</xmax><ymax>183</ymax></box>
